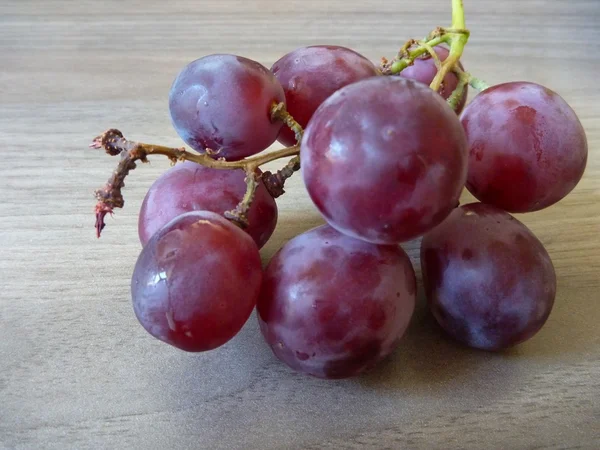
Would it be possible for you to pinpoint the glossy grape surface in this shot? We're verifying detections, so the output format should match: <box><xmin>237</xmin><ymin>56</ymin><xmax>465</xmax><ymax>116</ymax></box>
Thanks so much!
<box><xmin>421</xmin><ymin>203</ymin><xmax>556</xmax><ymax>351</ymax></box>
<box><xmin>132</xmin><ymin>211</ymin><xmax>262</xmax><ymax>352</ymax></box>
<box><xmin>301</xmin><ymin>76</ymin><xmax>468</xmax><ymax>244</ymax></box>
<box><xmin>461</xmin><ymin>81</ymin><xmax>588</xmax><ymax>212</ymax></box>
<box><xmin>169</xmin><ymin>54</ymin><xmax>285</xmax><ymax>160</ymax></box>
<box><xmin>271</xmin><ymin>45</ymin><xmax>379</xmax><ymax>146</ymax></box>
<box><xmin>138</xmin><ymin>162</ymin><xmax>277</xmax><ymax>249</ymax></box>
<box><xmin>399</xmin><ymin>45</ymin><xmax>468</xmax><ymax>113</ymax></box>
<box><xmin>257</xmin><ymin>225</ymin><xmax>416</xmax><ymax>379</ymax></box>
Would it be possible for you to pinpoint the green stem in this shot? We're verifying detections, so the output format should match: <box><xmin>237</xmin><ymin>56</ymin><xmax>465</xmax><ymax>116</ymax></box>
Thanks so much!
<box><xmin>447</xmin><ymin>78</ymin><xmax>467</xmax><ymax>111</ymax></box>
<box><xmin>389</xmin><ymin>35</ymin><xmax>449</xmax><ymax>74</ymax></box>
<box><xmin>451</xmin><ymin>0</ymin><xmax>466</xmax><ymax>29</ymax></box>
<box><xmin>429</xmin><ymin>0</ymin><xmax>469</xmax><ymax>91</ymax></box>
<box><xmin>468</xmin><ymin>76</ymin><xmax>490</xmax><ymax>91</ymax></box>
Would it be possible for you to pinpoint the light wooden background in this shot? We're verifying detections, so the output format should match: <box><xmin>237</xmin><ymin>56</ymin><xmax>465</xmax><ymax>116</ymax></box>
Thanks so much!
<box><xmin>1</xmin><ymin>1</ymin><xmax>599</xmax><ymax>448</ymax></box>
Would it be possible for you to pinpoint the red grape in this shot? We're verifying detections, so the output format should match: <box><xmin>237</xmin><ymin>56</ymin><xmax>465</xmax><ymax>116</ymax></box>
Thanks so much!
<box><xmin>421</xmin><ymin>203</ymin><xmax>556</xmax><ymax>351</ymax></box>
<box><xmin>271</xmin><ymin>45</ymin><xmax>379</xmax><ymax>146</ymax></box>
<box><xmin>399</xmin><ymin>45</ymin><xmax>468</xmax><ymax>113</ymax></box>
<box><xmin>461</xmin><ymin>82</ymin><xmax>588</xmax><ymax>212</ymax></box>
<box><xmin>301</xmin><ymin>76</ymin><xmax>468</xmax><ymax>244</ymax></box>
<box><xmin>131</xmin><ymin>211</ymin><xmax>262</xmax><ymax>352</ymax></box>
<box><xmin>257</xmin><ymin>224</ymin><xmax>416</xmax><ymax>379</ymax></box>
<box><xmin>138</xmin><ymin>162</ymin><xmax>277</xmax><ymax>249</ymax></box>
<box><xmin>169</xmin><ymin>54</ymin><xmax>285</xmax><ymax>160</ymax></box>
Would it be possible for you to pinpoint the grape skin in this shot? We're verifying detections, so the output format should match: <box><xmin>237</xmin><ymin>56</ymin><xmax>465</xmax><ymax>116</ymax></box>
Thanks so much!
<box><xmin>131</xmin><ymin>211</ymin><xmax>263</xmax><ymax>352</ymax></box>
<box><xmin>169</xmin><ymin>54</ymin><xmax>285</xmax><ymax>160</ymax></box>
<box><xmin>138</xmin><ymin>162</ymin><xmax>277</xmax><ymax>249</ymax></box>
<box><xmin>461</xmin><ymin>81</ymin><xmax>588</xmax><ymax>212</ymax></box>
<box><xmin>301</xmin><ymin>76</ymin><xmax>468</xmax><ymax>244</ymax></box>
<box><xmin>399</xmin><ymin>45</ymin><xmax>468</xmax><ymax>113</ymax></box>
<box><xmin>421</xmin><ymin>203</ymin><xmax>556</xmax><ymax>351</ymax></box>
<box><xmin>257</xmin><ymin>224</ymin><xmax>416</xmax><ymax>379</ymax></box>
<box><xmin>271</xmin><ymin>45</ymin><xmax>379</xmax><ymax>147</ymax></box>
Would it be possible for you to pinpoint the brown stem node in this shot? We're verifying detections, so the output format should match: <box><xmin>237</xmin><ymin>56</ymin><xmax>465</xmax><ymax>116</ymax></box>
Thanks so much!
<box><xmin>262</xmin><ymin>155</ymin><xmax>301</xmax><ymax>198</ymax></box>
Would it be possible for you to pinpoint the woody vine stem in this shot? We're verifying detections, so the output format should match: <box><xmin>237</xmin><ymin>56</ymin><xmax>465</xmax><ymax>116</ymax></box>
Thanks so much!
<box><xmin>91</xmin><ymin>0</ymin><xmax>488</xmax><ymax>237</ymax></box>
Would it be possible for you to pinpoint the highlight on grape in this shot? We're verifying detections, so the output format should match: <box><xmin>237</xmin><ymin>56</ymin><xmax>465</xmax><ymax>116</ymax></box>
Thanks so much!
<box><xmin>89</xmin><ymin>0</ymin><xmax>588</xmax><ymax>379</ymax></box>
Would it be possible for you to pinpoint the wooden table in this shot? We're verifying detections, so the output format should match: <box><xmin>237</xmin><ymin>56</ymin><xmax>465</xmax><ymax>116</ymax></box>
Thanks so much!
<box><xmin>1</xmin><ymin>1</ymin><xmax>598</xmax><ymax>448</ymax></box>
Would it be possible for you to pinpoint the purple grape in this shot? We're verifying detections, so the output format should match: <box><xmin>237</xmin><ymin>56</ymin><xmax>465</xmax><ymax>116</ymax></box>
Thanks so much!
<box><xmin>399</xmin><ymin>45</ymin><xmax>468</xmax><ymax>113</ymax></box>
<box><xmin>138</xmin><ymin>162</ymin><xmax>277</xmax><ymax>249</ymax></box>
<box><xmin>169</xmin><ymin>54</ymin><xmax>285</xmax><ymax>160</ymax></box>
<box><xmin>257</xmin><ymin>224</ymin><xmax>416</xmax><ymax>379</ymax></box>
<box><xmin>301</xmin><ymin>76</ymin><xmax>468</xmax><ymax>244</ymax></box>
<box><xmin>132</xmin><ymin>211</ymin><xmax>263</xmax><ymax>352</ymax></box>
<box><xmin>461</xmin><ymin>82</ymin><xmax>588</xmax><ymax>212</ymax></box>
<box><xmin>421</xmin><ymin>203</ymin><xmax>556</xmax><ymax>351</ymax></box>
<box><xmin>271</xmin><ymin>45</ymin><xmax>379</xmax><ymax>146</ymax></box>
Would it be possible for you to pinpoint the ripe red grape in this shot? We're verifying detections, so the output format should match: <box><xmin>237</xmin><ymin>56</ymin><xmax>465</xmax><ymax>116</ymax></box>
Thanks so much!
<box><xmin>138</xmin><ymin>162</ymin><xmax>277</xmax><ymax>249</ymax></box>
<box><xmin>399</xmin><ymin>45</ymin><xmax>468</xmax><ymax>113</ymax></box>
<box><xmin>131</xmin><ymin>211</ymin><xmax>263</xmax><ymax>352</ymax></box>
<box><xmin>271</xmin><ymin>45</ymin><xmax>379</xmax><ymax>146</ymax></box>
<box><xmin>257</xmin><ymin>224</ymin><xmax>416</xmax><ymax>379</ymax></box>
<box><xmin>169</xmin><ymin>54</ymin><xmax>285</xmax><ymax>160</ymax></box>
<box><xmin>301</xmin><ymin>76</ymin><xmax>468</xmax><ymax>244</ymax></box>
<box><xmin>461</xmin><ymin>82</ymin><xmax>588</xmax><ymax>212</ymax></box>
<box><xmin>421</xmin><ymin>203</ymin><xmax>556</xmax><ymax>351</ymax></box>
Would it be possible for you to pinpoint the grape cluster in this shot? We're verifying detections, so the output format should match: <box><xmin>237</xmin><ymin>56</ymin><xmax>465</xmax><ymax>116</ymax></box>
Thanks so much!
<box><xmin>94</xmin><ymin>15</ymin><xmax>588</xmax><ymax>380</ymax></box>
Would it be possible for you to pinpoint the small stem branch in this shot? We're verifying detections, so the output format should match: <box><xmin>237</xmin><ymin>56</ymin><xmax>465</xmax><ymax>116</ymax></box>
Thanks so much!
<box><xmin>93</xmin><ymin>147</ymin><xmax>143</xmax><ymax>238</ymax></box>
<box><xmin>384</xmin><ymin>35</ymin><xmax>449</xmax><ymax>75</ymax></box>
<box><xmin>418</xmin><ymin>40</ymin><xmax>442</xmax><ymax>71</ymax></box>
<box><xmin>224</xmin><ymin>169</ymin><xmax>259</xmax><ymax>228</ymax></box>
<box><xmin>264</xmin><ymin>102</ymin><xmax>304</xmax><ymax>197</ymax></box>
<box><xmin>447</xmin><ymin>66</ymin><xmax>469</xmax><ymax>111</ymax></box>
<box><xmin>271</xmin><ymin>102</ymin><xmax>304</xmax><ymax>143</ymax></box>
<box><xmin>468</xmin><ymin>76</ymin><xmax>490</xmax><ymax>92</ymax></box>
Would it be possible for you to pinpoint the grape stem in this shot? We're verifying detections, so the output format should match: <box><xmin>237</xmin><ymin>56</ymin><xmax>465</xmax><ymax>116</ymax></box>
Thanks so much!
<box><xmin>447</xmin><ymin>66</ymin><xmax>469</xmax><ymax>111</ymax></box>
<box><xmin>224</xmin><ymin>169</ymin><xmax>259</xmax><ymax>228</ymax></box>
<box><xmin>467</xmin><ymin>75</ymin><xmax>490</xmax><ymax>91</ymax></box>
<box><xmin>89</xmin><ymin>129</ymin><xmax>299</xmax><ymax>171</ymax></box>
<box><xmin>90</xmin><ymin>123</ymin><xmax>301</xmax><ymax>236</ymax></box>
<box><xmin>261</xmin><ymin>155</ymin><xmax>301</xmax><ymax>198</ymax></box>
<box><xmin>381</xmin><ymin>34</ymin><xmax>447</xmax><ymax>75</ymax></box>
<box><xmin>429</xmin><ymin>0</ymin><xmax>469</xmax><ymax>92</ymax></box>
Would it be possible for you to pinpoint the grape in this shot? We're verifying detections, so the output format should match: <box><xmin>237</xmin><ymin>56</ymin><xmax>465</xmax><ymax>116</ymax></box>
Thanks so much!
<box><xmin>257</xmin><ymin>224</ymin><xmax>416</xmax><ymax>379</ymax></box>
<box><xmin>138</xmin><ymin>162</ymin><xmax>277</xmax><ymax>249</ymax></box>
<box><xmin>301</xmin><ymin>76</ymin><xmax>468</xmax><ymax>244</ymax></box>
<box><xmin>398</xmin><ymin>45</ymin><xmax>468</xmax><ymax>114</ymax></box>
<box><xmin>421</xmin><ymin>203</ymin><xmax>556</xmax><ymax>351</ymax></box>
<box><xmin>461</xmin><ymin>81</ymin><xmax>588</xmax><ymax>212</ymax></box>
<box><xmin>271</xmin><ymin>45</ymin><xmax>379</xmax><ymax>146</ymax></box>
<box><xmin>169</xmin><ymin>54</ymin><xmax>285</xmax><ymax>160</ymax></box>
<box><xmin>131</xmin><ymin>211</ymin><xmax>262</xmax><ymax>352</ymax></box>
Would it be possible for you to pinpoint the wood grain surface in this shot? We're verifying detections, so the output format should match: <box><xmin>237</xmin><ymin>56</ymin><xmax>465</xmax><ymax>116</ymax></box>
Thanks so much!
<box><xmin>1</xmin><ymin>1</ymin><xmax>599</xmax><ymax>448</ymax></box>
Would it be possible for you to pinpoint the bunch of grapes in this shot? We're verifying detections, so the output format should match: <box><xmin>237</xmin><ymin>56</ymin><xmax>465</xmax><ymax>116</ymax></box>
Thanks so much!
<box><xmin>91</xmin><ymin>1</ymin><xmax>587</xmax><ymax>379</ymax></box>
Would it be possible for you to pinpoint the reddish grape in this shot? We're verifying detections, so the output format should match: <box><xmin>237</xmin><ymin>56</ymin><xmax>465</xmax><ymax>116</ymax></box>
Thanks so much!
<box><xmin>257</xmin><ymin>224</ymin><xmax>416</xmax><ymax>379</ymax></box>
<box><xmin>169</xmin><ymin>54</ymin><xmax>285</xmax><ymax>160</ymax></box>
<box><xmin>131</xmin><ymin>211</ymin><xmax>262</xmax><ymax>352</ymax></box>
<box><xmin>461</xmin><ymin>81</ymin><xmax>588</xmax><ymax>212</ymax></box>
<box><xmin>421</xmin><ymin>203</ymin><xmax>556</xmax><ymax>351</ymax></box>
<box><xmin>271</xmin><ymin>45</ymin><xmax>379</xmax><ymax>146</ymax></box>
<box><xmin>138</xmin><ymin>162</ymin><xmax>277</xmax><ymax>249</ymax></box>
<box><xmin>398</xmin><ymin>45</ymin><xmax>468</xmax><ymax>114</ymax></box>
<box><xmin>301</xmin><ymin>76</ymin><xmax>468</xmax><ymax>244</ymax></box>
